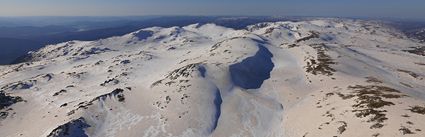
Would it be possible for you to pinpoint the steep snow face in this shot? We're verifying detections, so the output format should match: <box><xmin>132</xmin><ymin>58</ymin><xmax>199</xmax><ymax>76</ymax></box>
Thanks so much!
<box><xmin>1</xmin><ymin>19</ymin><xmax>425</xmax><ymax>137</ymax></box>
<box><xmin>229</xmin><ymin>45</ymin><xmax>274</xmax><ymax>89</ymax></box>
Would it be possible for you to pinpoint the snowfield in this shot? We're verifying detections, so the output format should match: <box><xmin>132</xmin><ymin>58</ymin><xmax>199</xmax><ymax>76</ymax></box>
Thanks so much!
<box><xmin>1</xmin><ymin>19</ymin><xmax>425</xmax><ymax>137</ymax></box>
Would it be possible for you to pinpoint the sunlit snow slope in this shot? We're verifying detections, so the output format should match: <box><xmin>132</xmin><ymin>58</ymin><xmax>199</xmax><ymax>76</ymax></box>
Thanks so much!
<box><xmin>1</xmin><ymin>19</ymin><xmax>425</xmax><ymax>137</ymax></box>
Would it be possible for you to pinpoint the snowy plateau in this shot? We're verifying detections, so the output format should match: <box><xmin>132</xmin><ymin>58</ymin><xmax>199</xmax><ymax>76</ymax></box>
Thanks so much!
<box><xmin>1</xmin><ymin>19</ymin><xmax>425</xmax><ymax>137</ymax></box>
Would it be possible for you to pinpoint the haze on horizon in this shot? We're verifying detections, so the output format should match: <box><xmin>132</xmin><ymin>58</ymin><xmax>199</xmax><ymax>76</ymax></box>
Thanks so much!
<box><xmin>0</xmin><ymin>0</ymin><xmax>425</xmax><ymax>20</ymax></box>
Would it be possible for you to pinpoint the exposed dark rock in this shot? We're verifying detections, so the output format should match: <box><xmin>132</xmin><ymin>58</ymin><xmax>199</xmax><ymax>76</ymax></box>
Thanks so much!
<box><xmin>168</xmin><ymin>47</ymin><xmax>176</xmax><ymax>50</ymax></box>
<box><xmin>65</xmin><ymin>85</ymin><xmax>75</xmax><ymax>88</ymax></box>
<box><xmin>1</xmin><ymin>80</ymin><xmax>36</xmax><ymax>91</ymax></box>
<box><xmin>408</xmin><ymin>106</ymin><xmax>425</xmax><ymax>115</ymax></box>
<box><xmin>91</xmin><ymin>88</ymin><xmax>125</xmax><ymax>103</ymax></box>
<box><xmin>125</xmin><ymin>87</ymin><xmax>132</xmax><ymax>90</ymax></box>
<box><xmin>117</xmin><ymin>94</ymin><xmax>125</xmax><ymax>102</ymax></box>
<box><xmin>399</xmin><ymin>126</ymin><xmax>415</xmax><ymax>135</ymax></box>
<box><xmin>120</xmin><ymin>60</ymin><xmax>131</xmax><ymax>64</ymax></box>
<box><xmin>68</xmin><ymin>88</ymin><xmax>125</xmax><ymax>115</ymax></box>
<box><xmin>60</xmin><ymin>103</ymin><xmax>68</xmax><ymax>107</ymax></box>
<box><xmin>47</xmin><ymin>117</ymin><xmax>90</xmax><ymax>137</ymax></box>
<box><xmin>0</xmin><ymin>111</ymin><xmax>8</xmax><ymax>119</ymax></box>
<box><xmin>53</xmin><ymin>90</ymin><xmax>67</xmax><ymax>96</ymax></box>
<box><xmin>372</xmin><ymin>133</ymin><xmax>380</xmax><ymax>137</ymax></box>
<box><xmin>287</xmin><ymin>44</ymin><xmax>299</xmax><ymax>48</ymax></box>
<box><xmin>0</xmin><ymin>91</ymin><xmax>23</xmax><ymax>110</ymax></box>
<box><xmin>151</xmin><ymin>80</ymin><xmax>163</xmax><ymax>87</ymax></box>
<box><xmin>295</xmin><ymin>31</ymin><xmax>320</xmax><ymax>43</ymax></box>
<box><xmin>80</xmin><ymin>47</ymin><xmax>112</xmax><ymax>56</ymax></box>
<box><xmin>403</xmin><ymin>46</ymin><xmax>425</xmax><ymax>56</ymax></box>
<box><xmin>66</xmin><ymin>72</ymin><xmax>87</xmax><ymax>79</ymax></box>
<box><xmin>40</xmin><ymin>73</ymin><xmax>53</xmax><ymax>81</ymax></box>
<box><xmin>166</xmin><ymin>63</ymin><xmax>201</xmax><ymax>80</ymax></box>
<box><xmin>94</xmin><ymin>60</ymin><xmax>104</xmax><ymax>65</ymax></box>
<box><xmin>165</xmin><ymin>96</ymin><xmax>173</xmax><ymax>104</ymax></box>
<box><xmin>100</xmin><ymin>78</ymin><xmax>120</xmax><ymax>86</ymax></box>
<box><xmin>337</xmin><ymin>121</ymin><xmax>347</xmax><ymax>134</ymax></box>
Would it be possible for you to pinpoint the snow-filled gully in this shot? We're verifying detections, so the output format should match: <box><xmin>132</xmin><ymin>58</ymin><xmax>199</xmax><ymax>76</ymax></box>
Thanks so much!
<box><xmin>206</xmin><ymin>44</ymin><xmax>275</xmax><ymax>134</ymax></box>
<box><xmin>211</xmin><ymin>88</ymin><xmax>222</xmax><ymax>133</ymax></box>
<box><xmin>198</xmin><ymin>65</ymin><xmax>223</xmax><ymax>134</ymax></box>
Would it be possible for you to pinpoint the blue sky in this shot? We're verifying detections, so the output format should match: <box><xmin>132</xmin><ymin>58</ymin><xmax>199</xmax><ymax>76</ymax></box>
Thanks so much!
<box><xmin>0</xmin><ymin>0</ymin><xmax>424</xmax><ymax>19</ymax></box>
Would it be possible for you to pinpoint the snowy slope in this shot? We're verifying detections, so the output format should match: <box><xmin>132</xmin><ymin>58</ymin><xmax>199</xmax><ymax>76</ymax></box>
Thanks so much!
<box><xmin>1</xmin><ymin>19</ymin><xmax>425</xmax><ymax>137</ymax></box>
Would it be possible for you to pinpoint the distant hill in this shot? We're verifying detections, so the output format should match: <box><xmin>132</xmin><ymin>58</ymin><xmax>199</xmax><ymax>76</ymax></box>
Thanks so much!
<box><xmin>0</xmin><ymin>25</ymin><xmax>77</xmax><ymax>38</ymax></box>
<box><xmin>0</xmin><ymin>37</ymin><xmax>43</xmax><ymax>64</ymax></box>
<box><xmin>387</xmin><ymin>20</ymin><xmax>425</xmax><ymax>42</ymax></box>
<box><xmin>1</xmin><ymin>16</ymin><xmax>296</xmax><ymax>65</ymax></box>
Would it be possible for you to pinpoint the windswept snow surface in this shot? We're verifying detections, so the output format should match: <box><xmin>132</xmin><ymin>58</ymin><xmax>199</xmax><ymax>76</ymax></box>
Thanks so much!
<box><xmin>1</xmin><ymin>19</ymin><xmax>425</xmax><ymax>137</ymax></box>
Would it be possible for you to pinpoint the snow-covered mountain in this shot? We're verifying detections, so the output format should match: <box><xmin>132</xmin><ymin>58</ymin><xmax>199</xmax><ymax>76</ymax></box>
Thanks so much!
<box><xmin>1</xmin><ymin>19</ymin><xmax>424</xmax><ymax>137</ymax></box>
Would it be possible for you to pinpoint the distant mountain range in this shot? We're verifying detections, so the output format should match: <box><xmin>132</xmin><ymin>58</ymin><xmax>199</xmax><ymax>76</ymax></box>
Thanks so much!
<box><xmin>1</xmin><ymin>16</ymin><xmax>425</xmax><ymax>65</ymax></box>
<box><xmin>0</xmin><ymin>16</ymin><xmax>298</xmax><ymax>65</ymax></box>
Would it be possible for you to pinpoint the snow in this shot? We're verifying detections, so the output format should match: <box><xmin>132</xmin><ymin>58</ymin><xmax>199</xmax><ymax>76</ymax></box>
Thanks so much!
<box><xmin>0</xmin><ymin>19</ymin><xmax>425</xmax><ymax>137</ymax></box>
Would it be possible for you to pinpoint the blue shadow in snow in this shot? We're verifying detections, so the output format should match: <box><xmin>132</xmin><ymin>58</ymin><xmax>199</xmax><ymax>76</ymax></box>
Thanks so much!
<box><xmin>229</xmin><ymin>45</ymin><xmax>274</xmax><ymax>89</ymax></box>
<box><xmin>211</xmin><ymin>88</ymin><xmax>222</xmax><ymax>133</ymax></box>
<box><xmin>198</xmin><ymin>66</ymin><xmax>206</xmax><ymax>78</ymax></box>
<box><xmin>197</xmin><ymin>66</ymin><xmax>222</xmax><ymax>133</ymax></box>
<box><xmin>134</xmin><ymin>30</ymin><xmax>153</xmax><ymax>40</ymax></box>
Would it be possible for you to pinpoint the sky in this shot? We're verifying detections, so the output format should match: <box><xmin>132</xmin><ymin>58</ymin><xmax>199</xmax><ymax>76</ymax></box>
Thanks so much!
<box><xmin>0</xmin><ymin>0</ymin><xmax>424</xmax><ymax>19</ymax></box>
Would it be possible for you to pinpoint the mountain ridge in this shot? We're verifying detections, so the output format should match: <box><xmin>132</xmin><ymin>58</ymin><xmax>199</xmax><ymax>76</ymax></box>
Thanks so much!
<box><xmin>0</xmin><ymin>19</ymin><xmax>424</xmax><ymax>137</ymax></box>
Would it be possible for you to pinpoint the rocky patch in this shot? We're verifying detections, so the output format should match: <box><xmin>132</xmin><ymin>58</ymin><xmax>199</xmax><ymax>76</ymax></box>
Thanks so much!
<box><xmin>295</xmin><ymin>31</ymin><xmax>320</xmax><ymax>43</ymax></box>
<box><xmin>403</xmin><ymin>46</ymin><xmax>425</xmax><ymax>56</ymax></box>
<box><xmin>0</xmin><ymin>91</ymin><xmax>23</xmax><ymax>111</ymax></box>
<box><xmin>408</xmin><ymin>106</ymin><xmax>425</xmax><ymax>115</ymax></box>
<box><xmin>67</xmin><ymin>88</ymin><xmax>125</xmax><ymax>116</ymax></box>
<box><xmin>1</xmin><ymin>80</ymin><xmax>36</xmax><ymax>91</ymax></box>
<box><xmin>47</xmin><ymin>117</ymin><xmax>90</xmax><ymax>137</ymax></box>
<box><xmin>305</xmin><ymin>44</ymin><xmax>337</xmax><ymax>76</ymax></box>
<box><xmin>346</xmin><ymin>85</ymin><xmax>405</xmax><ymax>129</ymax></box>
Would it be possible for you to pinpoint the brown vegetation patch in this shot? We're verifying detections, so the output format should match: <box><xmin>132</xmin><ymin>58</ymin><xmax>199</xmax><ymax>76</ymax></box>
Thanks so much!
<box><xmin>151</xmin><ymin>63</ymin><xmax>201</xmax><ymax>90</ymax></box>
<box><xmin>399</xmin><ymin>126</ymin><xmax>415</xmax><ymax>135</ymax></box>
<box><xmin>166</xmin><ymin>63</ymin><xmax>201</xmax><ymax>80</ymax></box>
<box><xmin>365</xmin><ymin>77</ymin><xmax>383</xmax><ymax>84</ymax></box>
<box><xmin>408</xmin><ymin>106</ymin><xmax>425</xmax><ymax>115</ymax></box>
<box><xmin>337</xmin><ymin>85</ymin><xmax>406</xmax><ymax>129</ymax></box>
<box><xmin>337</xmin><ymin>121</ymin><xmax>348</xmax><ymax>134</ymax></box>
<box><xmin>305</xmin><ymin>44</ymin><xmax>337</xmax><ymax>76</ymax></box>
